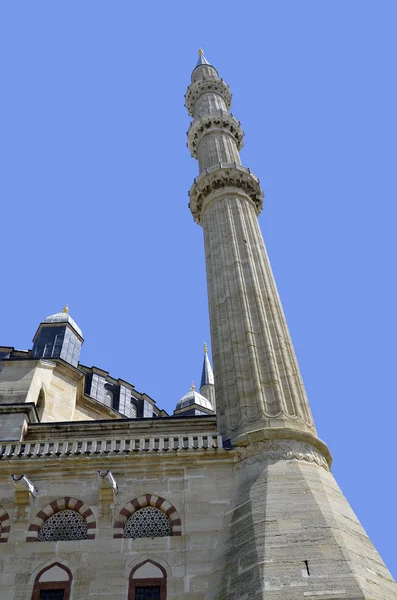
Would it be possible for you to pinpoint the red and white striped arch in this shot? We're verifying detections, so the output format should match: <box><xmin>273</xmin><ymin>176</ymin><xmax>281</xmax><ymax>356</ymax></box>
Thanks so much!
<box><xmin>114</xmin><ymin>494</ymin><xmax>181</xmax><ymax>538</ymax></box>
<box><xmin>0</xmin><ymin>506</ymin><xmax>11</xmax><ymax>543</ymax></box>
<box><xmin>26</xmin><ymin>497</ymin><xmax>96</xmax><ymax>542</ymax></box>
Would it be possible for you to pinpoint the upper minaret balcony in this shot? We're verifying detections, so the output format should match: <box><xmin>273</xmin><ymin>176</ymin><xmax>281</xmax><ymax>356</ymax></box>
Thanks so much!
<box><xmin>185</xmin><ymin>50</ymin><xmax>232</xmax><ymax>118</ymax></box>
<box><xmin>186</xmin><ymin>50</ymin><xmax>263</xmax><ymax>223</ymax></box>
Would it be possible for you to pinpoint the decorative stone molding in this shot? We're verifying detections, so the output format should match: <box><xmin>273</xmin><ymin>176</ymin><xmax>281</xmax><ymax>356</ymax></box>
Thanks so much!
<box><xmin>236</xmin><ymin>439</ymin><xmax>329</xmax><ymax>471</ymax></box>
<box><xmin>185</xmin><ymin>76</ymin><xmax>232</xmax><ymax>116</ymax></box>
<box><xmin>189</xmin><ymin>164</ymin><xmax>263</xmax><ymax>223</ymax></box>
<box><xmin>0</xmin><ymin>432</ymin><xmax>223</xmax><ymax>461</ymax></box>
<box><xmin>26</xmin><ymin>497</ymin><xmax>96</xmax><ymax>541</ymax></box>
<box><xmin>187</xmin><ymin>111</ymin><xmax>244</xmax><ymax>157</ymax></box>
<box><xmin>125</xmin><ymin>556</ymin><xmax>172</xmax><ymax>585</ymax></box>
<box><xmin>114</xmin><ymin>494</ymin><xmax>181</xmax><ymax>538</ymax></box>
<box><xmin>29</xmin><ymin>557</ymin><xmax>75</xmax><ymax>585</ymax></box>
<box><xmin>0</xmin><ymin>506</ymin><xmax>11</xmax><ymax>543</ymax></box>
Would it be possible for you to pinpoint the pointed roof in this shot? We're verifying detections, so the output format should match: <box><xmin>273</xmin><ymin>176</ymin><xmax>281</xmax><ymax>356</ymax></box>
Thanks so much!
<box><xmin>196</xmin><ymin>48</ymin><xmax>211</xmax><ymax>67</ymax></box>
<box><xmin>200</xmin><ymin>342</ymin><xmax>214</xmax><ymax>388</ymax></box>
<box><xmin>176</xmin><ymin>388</ymin><xmax>213</xmax><ymax>412</ymax></box>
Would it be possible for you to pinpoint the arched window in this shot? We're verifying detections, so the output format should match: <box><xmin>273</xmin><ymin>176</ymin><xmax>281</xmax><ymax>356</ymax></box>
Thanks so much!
<box><xmin>124</xmin><ymin>507</ymin><xmax>172</xmax><ymax>539</ymax></box>
<box><xmin>27</xmin><ymin>497</ymin><xmax>96</xmax><ymax>542</ymax></box>
<box><xmin>129</xmin><ymin>561</ymin><xmax>167</xmax><ymax>600</ymax></box>
<box><xmin>114</xmin><ymin>494</ymin><xmax>181</xmax><ymax>539</ymax></box>
<box><xmin>103</xmin><ymin>388</ymin><xmax>114</xmax><ymax>407</ymax></box>
<box><xmin>38</xmin><ymin>510</ymin><xmax>88</xmax><ymax>541</ymax></box>
<box><xmin>31</xmin><ymin>562</ymin><xmax>72</xmax><ymax>600</ymax></box>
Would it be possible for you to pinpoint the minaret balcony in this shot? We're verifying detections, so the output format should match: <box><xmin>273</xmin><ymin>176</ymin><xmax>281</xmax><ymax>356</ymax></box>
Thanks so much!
<box><xmin>189</xmin><ymin>164</ymin><xmax>264</xmax><ymax>224</ymax></box>
<box><xmin>187</xmin><ymin>110</ymin><xmax>244</xmax><ymax>158</ymax></box>
<box><xmin>185</xmin><ymin>76</ymin><xmax>232</xmax><ymax>116</ymax></box>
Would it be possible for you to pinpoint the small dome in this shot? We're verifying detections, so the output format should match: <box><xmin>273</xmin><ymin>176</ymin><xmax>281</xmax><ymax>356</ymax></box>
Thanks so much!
<box><xmin>176</xmin><ymin>389</ymin><xmax>213</xmax><ymax>411</ymax></box>
<box><xmin>43</xmin><ymin>308</ymin><xmax>83</xmax><ymax>338</ymax></box>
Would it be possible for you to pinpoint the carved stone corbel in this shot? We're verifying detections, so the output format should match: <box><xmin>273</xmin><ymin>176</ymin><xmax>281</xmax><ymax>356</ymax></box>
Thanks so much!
<box><xmin>97</xmin><ymin>470</ymin><xmax>117</xmax><ymax>521</ymax></box>
<box><xmin>11</xmin><ymin>474</ymin><xmax>37</xmax><ymax>522</ymax></box>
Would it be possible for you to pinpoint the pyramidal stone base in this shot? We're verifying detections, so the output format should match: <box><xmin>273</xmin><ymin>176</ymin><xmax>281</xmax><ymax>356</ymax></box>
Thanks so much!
<box><xmin>205</xmin><ymin>439</ymin><xmax>396</xmax><ymax>600</ymax></box>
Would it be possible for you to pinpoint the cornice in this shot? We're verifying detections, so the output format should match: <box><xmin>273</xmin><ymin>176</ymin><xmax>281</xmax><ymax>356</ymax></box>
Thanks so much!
<box><xmin>23</xmin><ymin>414</ymin><xmax>218</xmax><ymax>440</ymax></box>
<box><xmin>0</xmin><ymin>402</ymin><xmax>39</xmax><ymax>423</ymax></box>
<box><xmin>0</xmin><ymin>432</ymin><xmax>228</xmax><ymax>468</ymax></box>
<box><xmin>233</xmin><ymin>427</ymin><xmax>332</xmax><ymax>467</ymax></box>
<box><xmin>236</xmin><ymin>438</ymin><xmax>330</xmax><ymax>471</ymax></box>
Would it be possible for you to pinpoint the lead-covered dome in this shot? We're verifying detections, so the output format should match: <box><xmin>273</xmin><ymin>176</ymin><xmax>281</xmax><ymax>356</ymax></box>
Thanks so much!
<box><xmin>43</xmin><ymin>305</ymin><xmax>83</xmax><ymax>338</ymax></box>
<box><xmin>176</xmin><ymin>388</ymin><xmax>213</xmax><ymax>412</ymax></box>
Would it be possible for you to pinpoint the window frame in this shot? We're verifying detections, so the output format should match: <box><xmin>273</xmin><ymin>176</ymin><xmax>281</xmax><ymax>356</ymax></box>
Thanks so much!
<box><xmin>128</xmin><ymin>561</ymin><xmax>167</xmax><ymax>600</ymax></box>
<box><xmin>31</xmin><ymin>562</ymin><xmax>72</xmax><ymax>600</ymax></box>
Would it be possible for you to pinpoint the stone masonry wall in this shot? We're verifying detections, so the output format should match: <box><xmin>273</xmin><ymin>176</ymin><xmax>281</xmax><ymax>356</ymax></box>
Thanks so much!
<box><xmin>0</xmin><ymin>451</ymin><xmax>234</xmax><ymax>600</ymax></box>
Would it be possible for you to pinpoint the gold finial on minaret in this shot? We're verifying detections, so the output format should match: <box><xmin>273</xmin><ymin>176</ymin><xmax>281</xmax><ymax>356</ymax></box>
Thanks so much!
<box><xmin>198</xmin><ymin>48</ymin><xmax>204</xmax><ymax>56</ymax></box>
<box><xmin>191</xmin><ymin>381</ymin><xmax>195</xmax><ymax>391</ymax></box>
<box><xmin>204</xmin><ymin>342</ymin><xmax>208</xmax><ymax>354</ymax></box>
<box><xmin>62</xmin><ymin>304</ymin><xmax>69</xmax><ymax>314</ymax></box>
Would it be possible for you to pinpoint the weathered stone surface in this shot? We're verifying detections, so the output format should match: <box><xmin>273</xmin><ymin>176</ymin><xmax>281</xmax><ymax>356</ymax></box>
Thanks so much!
<box><xmin>0</xmin><ymin>447</ymin><xmax>235</xmax><ymax>599</ymax></box>
<box><xmin>205</xmin><ymin>442</ymin><xmax>396</xmax><ymax>599</ymax></box>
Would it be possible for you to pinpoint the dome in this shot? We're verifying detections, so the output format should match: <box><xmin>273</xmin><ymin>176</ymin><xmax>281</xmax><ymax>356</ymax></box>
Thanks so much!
<box><xmin>176</xmin><ymin>388</ymin><xmax>213</xmax><ymax>412</ymax></box>
<box><xmin>43</xmin><ymin>306</ymin><xmax>83</xmax><ymax>338</ymax></box>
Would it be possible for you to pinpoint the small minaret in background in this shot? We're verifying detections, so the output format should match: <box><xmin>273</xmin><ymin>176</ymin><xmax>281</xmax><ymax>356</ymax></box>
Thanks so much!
<box><xmin>199</xmin><ymin>342</ymin><xmax>215</xmax><ymax>409</ymax></box>
<box><xmin>185</xmin><ymin>50</ymin><xmax>396</xmax><ymax>599</ymax></box>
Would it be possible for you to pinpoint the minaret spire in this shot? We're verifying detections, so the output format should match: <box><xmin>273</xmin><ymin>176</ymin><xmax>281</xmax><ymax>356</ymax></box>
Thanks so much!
<box><xmin>186</xmin><ymin>54</ymin><xmax>317</xmax><ymax>446</ymax></box>
<box><xmin>196</xmin><ymin>48</ymin><xmax>211</xmax><ymax>67</ymax></box>
<box><xmin>200</xmin><ymin>341</ymin><xmax>215</xmax><ymax>408</ymax></box>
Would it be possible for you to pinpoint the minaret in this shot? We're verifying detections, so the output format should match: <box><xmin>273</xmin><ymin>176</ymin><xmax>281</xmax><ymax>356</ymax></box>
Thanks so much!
<box><xmin>187</xmin><ymin>49</ymin><xmax>315</xmax><ymax>447</ymax></box>
<box><xmin>200</xmin><ymin>342</ymin><xmax>215</xmax><ymax>409</ymax></box>
<box><xmin>186</xmin><ymin>51</ymin><xmax>396</xmax><ymax>599</ymax></box>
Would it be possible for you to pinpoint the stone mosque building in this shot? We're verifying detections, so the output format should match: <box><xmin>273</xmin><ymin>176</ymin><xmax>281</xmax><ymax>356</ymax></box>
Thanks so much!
<box><xmin>0</xmin><ymin>51</ymin><xmax>396</xmax><ymax>600</ymax></box>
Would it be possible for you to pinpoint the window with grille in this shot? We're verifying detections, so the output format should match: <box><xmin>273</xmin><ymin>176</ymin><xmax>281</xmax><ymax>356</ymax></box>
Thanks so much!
<box><xmin>38</xmin><ymin>509</ymin><xmax>88</xmax><ymax>541</ymax></box>
<box><xmin>39</xmin><ymin>591</ymin><xmax>65</xmax><ymax>600</ymax></box>
<box><xmin>135</xmin><ymin>587</ymin><xmax>161</xmax><ymax>600</ymax></box>
<box><xmin>123</xmin><ymin>507</ymin><xmax>172</xmax><ymax>539</ymax></box>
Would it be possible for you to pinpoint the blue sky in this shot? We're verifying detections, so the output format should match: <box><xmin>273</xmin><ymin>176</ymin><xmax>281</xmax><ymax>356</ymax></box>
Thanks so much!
<box><xmin>1</xmin><ymin>0</ymin><xmax>396</xmax><ymax>578</ymax></box>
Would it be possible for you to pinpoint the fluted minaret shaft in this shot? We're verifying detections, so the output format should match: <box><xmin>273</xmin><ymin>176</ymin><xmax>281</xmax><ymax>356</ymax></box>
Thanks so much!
<box><xmin>186</xmin><ymin>55</ymin><xmax>315</xmax><ymax>444</ymax></box>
